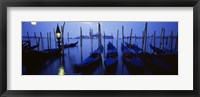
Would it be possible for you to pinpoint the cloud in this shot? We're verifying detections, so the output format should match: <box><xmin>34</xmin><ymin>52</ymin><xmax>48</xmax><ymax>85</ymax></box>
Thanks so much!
<box><xmin>81</xmin><ymin>22</ymin><xmax>98</xmax><ymax>28</ymax></box>
<box><xmin>82</xmin><ymin>22</ymin><xmax>93</xmax><ymax>25</ymax></box>
<box><xmin>82</xmin><ymin>22</ymin><xmax>97</xmax><ymax>27</ymax></box>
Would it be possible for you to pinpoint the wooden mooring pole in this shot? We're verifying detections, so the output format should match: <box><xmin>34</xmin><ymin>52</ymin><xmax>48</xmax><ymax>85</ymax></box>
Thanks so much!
<box><xmin>112</xmin><ymin>33</ymin><xmax>113</xmax><ymax>44</ymax></box>
<box><xmin>89</xmin><ymin>29</ymin><xmax>93</xmax><ymax>53</ymax></box>
<box><xmin>166</xmin><ymin>36</ymin><xmax>168</xmax><ymax>47</ymax></box>
<box><xmin>142</xmin><ymin>31</ymin><xmax>144</xmax><ymax>52</ymax></box>
<box><xmin>122</xmin><ymin>26</ymin><xmax>124</xmax><ymax>45</ymax></box>
<box><xmin>104</xmin><ymin>32</ymin><xmax>106</xmax><ymax>58</ymax></box>
<box><xmin>49</xmin><ymin>32</ymin><xmax>51</xmax><ymax>49</ymax></box>
<box><xmin>98</xmin><ymin>23</ymin><xmax>102</xmax><ymax>47</ymax></box>
<box><xmin>37</xmin><ymin>38</ymin><xmax>41</xmax><ymax>51</ymax></box>
<box><xmin>144</xmin><ymin>23</ymin><xmax>148</xmax><ymax>53</ymax></box>
<box><xmin>61</xmin><ymin>22</ymin><xmax>65</xmax><ymax>55</ymax></box>
<box><xmin>67</xmin><ymin>32</ymin><xmax>69</xmax><ymax>53</ymax></box>
<box><xmin>135</xmin><ymin>34</ymin><xmax>136</xmax><ymax>44</ymax></box>
<box><xmin>26</xmin><ymin>32</ymin><xmax>31</xmax><ymax>47</ymax></box>
<box><xmin>159</xmin><ymin>28</ymin><xmax>163</xmax><ymax>49</ymax></box>
<box><xmin>170</xmin><ymin>30</ymin><xmax>174</xmax><ymax>52</ymax></box>
<box><xmin>27</xmin><ymin>32</ymin><xmax>30</xmax><ymax>41</ymax></box>
<box><xmin>91</xmin><ymin>29</ymin><xmax>93</xmax><ymax>52</ymax></box>
<box><xmin>175</xmin><ymin>33</ymin><xmax>178</xmax><ymax>50</ymax></box>
<box><xmin>162</xmin><ymin>28</ymin><xmax>165</xmax><ymax>50</ymax></box>
<box><xmin>34</xmin><ymin>32</ymin><xmax>37</xmax><ymax>45</ymax></box>
<box><xmin>53</xmin><ymin>28</ymin><xmax>57</xmax><ymax>49</ymax></box>
<box><xmin>40</xmin><ymin>32</ymin><xmax>44</xmax><ymax>50</ymax></box>
<box><xmin>151</xmin><ymin>34</ymin><xmax>153</xmax><ymax>45</ymax></box>
<box><xmin>80</xmin><ymin>27</ymin><xmax>82</xmax><ymax>48</ymax></box>
<box><xmin>154</xmin><ymin>31</ymin><xmax>156</xmax><ymax>47</ymax></box>
<box><xmin>151</xmin><ymin>34</ymin><xmax>153</xmax><ymax>53</ymax></box>
<box><xmin>67</xmin><ymin>32</ymin><xmax>69</xmax><ymax>45</ymax></box>
<box><xmin>80</xmin><ymin>27</ymin><xmax>83</xmax><ymax>62</ymax></box>
<box><xmin>129</xmin><ymin>28</ymin><xmax>133</xmax><ymax>47</ymax></box>
<box><xmin>34</xmin><ymin>32</ymin><xmax>39</xmax><ymax>51</ymax></box>
<box><xmin>117</xmin><ymin>30</ymin><xmax>119</xmax><ymax>50</ymax></box>
<box><xmin>47</xmin><ymin>32</ymin><xmax>49</xmax><ymax>51</ymax></box>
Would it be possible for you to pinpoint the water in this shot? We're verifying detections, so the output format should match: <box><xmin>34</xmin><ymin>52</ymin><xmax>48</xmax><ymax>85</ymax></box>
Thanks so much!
<box><xmin>22</xmin><ymin>37</ymin><xmax>178</xmax><ymax>75</ymax></box>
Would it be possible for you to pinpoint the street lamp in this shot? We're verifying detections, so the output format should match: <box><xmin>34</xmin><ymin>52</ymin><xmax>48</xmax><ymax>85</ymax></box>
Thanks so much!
<box><xmin>56</xmin><ymin>24</ymin><xmax>61</xmax><ymax>50</ymax></box>
<box><xmin>56</xmin><ymin>32</ymin><xmax>61</xmax><ymax>39</ymax></box>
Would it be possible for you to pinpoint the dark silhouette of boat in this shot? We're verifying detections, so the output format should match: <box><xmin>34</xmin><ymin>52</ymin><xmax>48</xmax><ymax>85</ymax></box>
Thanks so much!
<box><xmin>104</xmin><ymin>42</ymin><xmax>118</xmax><ymax>75</ymax></box>
<box><xmin>150</xmin><ymin>44</ymin><xmax>166</xmax><ymax>55</ymax></box>
<box><xmin>134</xmin><ymin>44</ymin><xmax>178</xmax><ymax>75</ymax></box>
<box><xmin>150</xmin><ymin>44</ymin><xmax>178</xmax><ymax>55</ymax></box>
<box><xmin>43</xmin><ymin>41</ymin><xmax>78</xmax><ymax>54</ymax></box>
<box><xmin>22</xmin><ymin>48</ymin><xmax>61</xmax><ymax>75</ymax></box>
<box><xmin>22</xmin><ymin>40</ymin><xmax>39</xmax><ymax>51</ymax></box>
<box><xmin>125</xmin><ymin>42</ymin><xmax>142</xmax><ymax>54</ymax></box>
<box><xmin>121</xmin><ymin>44</ymin><xmax>146</xmax><ymax>74</ymax></box>
<box><xmin>138</xmin><ymin>53</ymin><xmax>177</xmax><ymax>75</ymax></box>
<box><xmin>124</xmin><ymin>43</ymin><xmax>174</xmax><ymax>74</ymax></box>
<box><xmin>74</xmin><ymin>45</ymin><xmax>103</xmax><ymax>75</ymax></box>
<box><xmin>63</xmin><ymin>41</ymin><xmax>78</xmax><ymax>48</ymax></box>
<box><xmin>43</xmin><ymin>48</ymin><xmax>61</xmax><ymax>54</ymax></box>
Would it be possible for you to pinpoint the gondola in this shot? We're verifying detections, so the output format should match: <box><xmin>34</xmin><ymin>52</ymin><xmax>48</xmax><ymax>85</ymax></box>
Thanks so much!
<box><xmin>23</xmin><ymin>44</ymin><xmax>39</xmax><ymax>51</ymax></box>
<box><xmin>63</xmin><ymin>41</ymin><xmax>78</xmax><ymax>48</ymax></box>
<box><xmin>104</xmin><ymin>42</ymin><xmax>118</xmax><ymax>75</ymax></box>
<box><xmin>150</xmin><ymin>44</ymin><xmax>178</xmax><ymax>55</ymax></box>
<box><xmin>121</xmin><ymin>43</ymin><xmax>145</xmax><ymax>74</ymax></box>
<box><xmin>74</xmin><ymin>45</ymin><xmax>103</xmax><ymax>75</ymax></box>
<box><xmin>150</xmin><ymin>44</ymin><xmax>166</xmax><ymax>55</ymax></box>
<box><xmin>139</xmin><ymin>53</ymin><xmax>177</xmax><ymax>75</ymax></box>
<box><xmin>43</xmin><ymin>48</ymin><xmax>61</xmax><ymax>55</ymax></box>
<box><xmin>137</xmin><ymin>44</ymin><xmax>177</xmax><ymax>75</ymax></box>
<box><xmin>22</xmin><ymin>47</ymin><xmax>61</xmax><ymax>75</ymax></box>
<box><xmin>125</xmin><ymin>42</ymin><xmax>142</xmax><ymax>54</ymax></box>
<box><xmin>22</xmin><ymin>40</ymin><xmax>39</xmax><ymax>51</ymax></box>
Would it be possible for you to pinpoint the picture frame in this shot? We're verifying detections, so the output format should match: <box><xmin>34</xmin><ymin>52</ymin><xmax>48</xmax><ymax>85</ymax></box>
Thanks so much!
<box><xmin>0</xmin><ymin>0</ymin><xmax>199</xmax><ymax>97</ymax></box>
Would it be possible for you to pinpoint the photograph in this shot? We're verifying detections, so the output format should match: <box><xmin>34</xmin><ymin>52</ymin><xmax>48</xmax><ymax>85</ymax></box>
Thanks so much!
<box><xmin>1</xmin><ymin>0</ymin><xmax>198</xmax><ymax>96</ymax></box>
<box><xmin>22</xmin><ymin>21</ymin><xmax>178</xmax><ymax>75</ymax></box>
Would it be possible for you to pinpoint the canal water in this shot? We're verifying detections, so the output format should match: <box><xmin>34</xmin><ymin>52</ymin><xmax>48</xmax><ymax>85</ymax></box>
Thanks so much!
<box><xmin>23</xmin><ymin>37</ymin><xmax>177</xmax><ymax>75</ymax></box>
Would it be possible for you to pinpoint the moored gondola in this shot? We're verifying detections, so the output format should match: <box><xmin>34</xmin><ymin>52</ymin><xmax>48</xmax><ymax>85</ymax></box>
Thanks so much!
<box><xmin>22</xmin><ymin>48</ymin><xmax>61</xmax><ymax>75</ymax></box>
<box><xmin>150</xmin><ymin>44</ymin><xmax>166</xmax><ymax>55</ymax></box>
<box><xmin>22</xmin><ymin>40</ymin><xmax>39</xmax><ymax>51</ymax></box>
<box><xmin>104</xmin><ymin>42</ymin><xmax>118</xmax><ymax>75</ymax></box>
<box><xmin>136</xmin><ymin>44</ymin><xmax>177</xmax><ymax>75</ymax></box>
<box><xmin>74</xmin><ymin>45</ymin><xmax>103</xmax><ymax>75</ymax></box>
<box><xmin>63</xmin><ymin>41</ymin><xmax>78</xmax><ymax>48</ymax></box>
<box><xmin>121</xmin><ymin>44</ymin><xmax>146</xmax><ymax>74</ymax></box>
<box><xmin>125</xmin><ymin>42</ymin><xmax>142</xmax><ymax>54</ymax></box>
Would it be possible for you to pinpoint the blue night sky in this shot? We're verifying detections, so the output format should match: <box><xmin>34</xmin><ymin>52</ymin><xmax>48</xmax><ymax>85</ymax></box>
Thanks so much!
<box><xmin>22</xmin><ymin>22</ymin><xmax>178</xmax><ymax>38</ymax></box>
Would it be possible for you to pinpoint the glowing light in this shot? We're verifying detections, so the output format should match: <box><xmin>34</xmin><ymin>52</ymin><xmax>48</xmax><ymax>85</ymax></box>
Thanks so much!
<box><xmin>56</xmin><ymin>33</ymin><xmax>61</xmax><ymax>39</ymax></box>
<box><xmin>31</xmin><ymin>22</ymin><xmax>37</xmax><ymax>25</ymax></box>
<box><xmin>58</xmin><ymin>66</ymin><xmax>65</xmax><ymax>75</ymax></box>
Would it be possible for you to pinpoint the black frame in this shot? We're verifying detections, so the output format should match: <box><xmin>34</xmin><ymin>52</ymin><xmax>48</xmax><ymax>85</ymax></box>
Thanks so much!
<box><xmin>0</xmin><ymin>0</ymin><xmax>199</xmax><ymax>97</ymax></box>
